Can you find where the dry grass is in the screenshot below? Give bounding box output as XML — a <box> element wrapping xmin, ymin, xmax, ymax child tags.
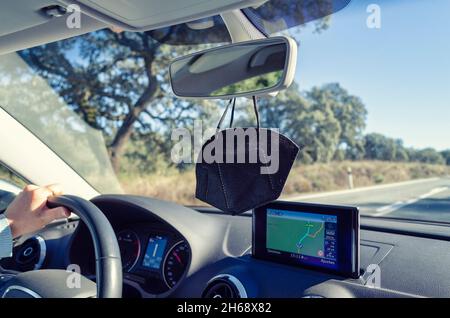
<box><xmin>283</xmin><ymin>161</ymin><xmax>450</xmax><ymax>195</ymax></box>
<box><xmin>0</xmin><ymin>165</ymin><xmax>27</xmax><ymax>189</ymax></box>
<box><xmin>119</xmin><ymin>170</ymin><xmax>205</xmax><ymax>206</ymax></box>
<box><xmin>119</xmin><ymin>161</ymin><xmax>450</xmax><ymax>205</ymax></box>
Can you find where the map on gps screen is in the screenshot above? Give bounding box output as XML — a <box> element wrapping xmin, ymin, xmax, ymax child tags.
<box><xmin>266</xmin><ymin>209</ymin><xmax>337</xmax><ymax>265</ymax></box>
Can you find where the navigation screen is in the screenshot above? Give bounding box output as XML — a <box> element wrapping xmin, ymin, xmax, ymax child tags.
<box><xmin>142</xmin><ymin>235</ymin><xmax>168</xmax><ymax>270</ymax></box>
<box><xmin>253</xmin><ymin>201</ymin><xmax>359</xmax><ymax>278</ymax></box>
<box><xmin>266</xmin><ymin>209</ymin><xmax>338</xmax><ymax>269</ymax></box>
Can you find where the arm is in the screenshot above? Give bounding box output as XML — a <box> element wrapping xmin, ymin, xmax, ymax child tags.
<box><xmin>0</xmin><ymin>213</ymin><xmax>12</xmax><ymax>258</ymax></box>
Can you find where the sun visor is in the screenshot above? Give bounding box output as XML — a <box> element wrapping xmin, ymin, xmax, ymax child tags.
<box><xmin>57</xmin><ymin>0</ymin><xmax>267</xmax><ymax>31</ymax></box>
<box><xmin>0</xmin><ymin>0</ymin><xmax>107</xmax><ymax>55</ymax></box>
<box><xmin>0</xmin><ymin>0</ymin><xmax>66</xmax><ymax>38</ymax></box>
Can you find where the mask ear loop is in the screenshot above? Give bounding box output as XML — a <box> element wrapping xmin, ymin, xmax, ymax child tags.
<box><xmin>229</xmin><ymin>98</ymin><xmax>236</xmax><ymax>128</ymax></box>
<box><xmin>253</xmin><ymin>96</ymin><xmax>260</xmax><ymax>129</ymax></box>
<box><xmin>251</xmin><ymin>95</ymin><xmax>261</xmax><ymax>157</ymax></box>
<box><xmin>217</xmin><ymin>97</ymin><xmax>258</xmax><ymax>130</ymax></box>
<box><xmin>216</xmin><ymin>99</ymin><xmax>235</xmax><ymax>131</ymax></box>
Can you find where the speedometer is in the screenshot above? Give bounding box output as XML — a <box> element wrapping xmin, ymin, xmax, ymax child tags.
<box><xmin>117</xmin><ymin>230</ymin><xmax>141</xmax><ymax>272</ymax></box>
<box><xmin>162</xmin><ymin>241</ymin><xmax>191</xmax><ymax>288</ymax></box>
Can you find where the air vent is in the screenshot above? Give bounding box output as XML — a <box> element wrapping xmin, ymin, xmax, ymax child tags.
<box><xmin>14</xmin><ymin>236</ymin><xmax>46</xmax><ymax>271</ymax></box>
<box><xmin>202</xmin><ymin>274</ymin><xmax>247</xmax><ymax>298</ymax></box>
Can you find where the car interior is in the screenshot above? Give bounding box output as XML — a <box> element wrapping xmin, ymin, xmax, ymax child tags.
<box><xmin>0</xmin><ymin>0</ymin><xmax>449</xmax><ymax>299</ymax></box>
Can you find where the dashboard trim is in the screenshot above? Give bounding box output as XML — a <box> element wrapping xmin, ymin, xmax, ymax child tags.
<box><xmin>206</xmin><ymin>274</ymin><xmax>248</xmax><ymax>298</ymax></box>
<box><xmin>33</xmin><ymin>235</ymin><xmax>47</xmax><ymax>270</ymax></box>
<box><xmin>2</xmin><ymin>285</ymin><xmax>42</xmax><ymax>298</ymax></box>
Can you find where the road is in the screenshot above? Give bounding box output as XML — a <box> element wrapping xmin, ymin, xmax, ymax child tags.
<box><xmin>0</xmin><ymin>179</ymin><xmax>20</xmax><ymax>194</ymax></box>
<box><xmin>289</xmin><ymin>177</ymin><xmax>450</xmax><ymax>223</ymax></box>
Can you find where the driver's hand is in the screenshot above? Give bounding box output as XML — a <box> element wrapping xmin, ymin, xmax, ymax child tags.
<box><xmin>4</xmin><ymin>184</ymin><xmax>71</xmax><ymax>238</ymax></box>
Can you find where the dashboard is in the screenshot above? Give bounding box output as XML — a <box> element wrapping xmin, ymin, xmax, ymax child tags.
<box><xmin>2</xmin><ymin>194</ymin><xmax>450</xmax><ymax>298</ymax></box>
<box><xmin>119</xmin><ymin>228</ymin><xmax>190</xmax><ymax>290</ymax></box>
<box><xmin>70</xmin><ymin>221</ymin><xmax>191</xmax><ymax>295</ymax></box>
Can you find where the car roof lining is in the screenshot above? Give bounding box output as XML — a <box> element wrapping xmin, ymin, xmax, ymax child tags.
<box><xmin>0</xmin><ymin>13</ymin><xmax>104</xmax><ymax>56</ymax></box>
<box><xmin>0</xmin><ymin>0</ymin><xmax>266</xmax><ymax>55</ymax></box>
<box><xmin>0</xmin><ymin>0</ymin><xmax>61</xmax><ymax>38</ymax></box>
<box><xmin>59</xmin><ymin>0</ymin><xmax>265</xmax><ymax>31</ymax></box>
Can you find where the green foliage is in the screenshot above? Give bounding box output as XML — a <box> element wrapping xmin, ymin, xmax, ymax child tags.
<box><xmin>363</xmin><ymin>133</ymin><xmax>446</xmax><ymax>165</ymax></box>
<box><xmin>440</xmin><ymin>150</ymin><xmax>450</xmax><ymax>165</ymax></box>
<box><xmin>20</xmin><ymin>30</ymin><xmax>208</xmax><ymax>133</ymax></box>
<box><xmin>249</xmin><ymin>82</ymin><xmax>366</xmax><ymax>164</ymax></box>
<box><xmin>307</xmin><ymin>83</ymin><xmax>367</xmax><ymax>160</ymax></box>
<box><xmin>410</xmin><ymin>148</ymin><xmax>445</xmax><ymax>165</ymax></box>
<box><xmin>212</xmin><ymin>71</ymin><xmax>283</xmax><ymax>96</ymax></box>
<box><xmin>373</xmin><ymin>174</ymin><xmax>384</xmax><ymax>184</ymax></box>
<box><xmin>364</xmin><ymin>133</ymin><xmax>400</xmax><ymax>161</ymax></box>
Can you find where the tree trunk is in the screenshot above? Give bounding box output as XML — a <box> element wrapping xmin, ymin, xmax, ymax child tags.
<box><xmin>109</xmin><ymin>76</ymin><xmax>158</xmax><ymax>172</ymax></box>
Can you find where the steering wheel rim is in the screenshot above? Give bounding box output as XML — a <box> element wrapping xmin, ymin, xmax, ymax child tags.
<box><xmin>47</xmin><ymin>195</ymin><xmax>122</xmax><ymax>298</ymax></box>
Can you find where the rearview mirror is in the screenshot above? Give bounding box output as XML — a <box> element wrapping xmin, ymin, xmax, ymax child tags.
<box><xmin>169</xmin><ymin>36</ymin><xmax>297</xmax><ymax>99</ymax></box>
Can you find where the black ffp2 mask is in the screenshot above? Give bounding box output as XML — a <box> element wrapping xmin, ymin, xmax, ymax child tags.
<box><xmin>195</xmin><ymin>98</ymin><xmax>300</xmax><ymax>215</ymax></box>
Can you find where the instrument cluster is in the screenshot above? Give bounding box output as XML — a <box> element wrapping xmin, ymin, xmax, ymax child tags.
<box><xmin>116</xmin><ymin>224</ymin><xmax>191</xmax><ymax>294</ymax></box>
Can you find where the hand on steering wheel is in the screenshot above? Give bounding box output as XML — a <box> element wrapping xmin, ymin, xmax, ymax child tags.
<box><xmin>1</xmin><ymin>195</ymin><xmax>122</xmax><ymax>298</ymax></box>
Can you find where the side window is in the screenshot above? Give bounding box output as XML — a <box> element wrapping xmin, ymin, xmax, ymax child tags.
<box><xmin>0</xmin><ymin>164</ymin><xmax>26</xmax><ymax>211</ymax></box>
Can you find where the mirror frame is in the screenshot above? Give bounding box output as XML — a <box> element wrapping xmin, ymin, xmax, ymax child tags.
<box><xmin>169</xmin><ymin>36</ymin><xmax>298</xmax><ymax>99</ymax></box>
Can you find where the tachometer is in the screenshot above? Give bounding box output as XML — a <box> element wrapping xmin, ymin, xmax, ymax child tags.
<box><xmin>162</xmin><ymin>241</ymin><xmax>190</xmax><ymax>288</ymax></box>
<box><xmin>117</xmin><ymin>230</ymin><xmax>141</xmax><ymax>272</ymax></box>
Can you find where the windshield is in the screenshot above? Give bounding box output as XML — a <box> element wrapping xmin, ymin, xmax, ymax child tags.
<box><xmin>0</xmin><ymin>0</ymin><xmax>449</xmax><ymax>223</ymax></box>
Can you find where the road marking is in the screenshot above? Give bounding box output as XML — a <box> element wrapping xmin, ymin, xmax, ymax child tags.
<box><xmin>286</xmin><ymin>177</ymin><xmax>440</xmax><ymax>201</ymax></box>
<box><xmin>373</xmin><ymin>186</ymin><xmax>448</xmax><ymax>216</ymax></box>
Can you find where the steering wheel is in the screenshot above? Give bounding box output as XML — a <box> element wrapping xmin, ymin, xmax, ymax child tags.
<box><xmin>0</xmin><ymin>195</ymin><xmax>122</xmax><ymax>298</ymax></box>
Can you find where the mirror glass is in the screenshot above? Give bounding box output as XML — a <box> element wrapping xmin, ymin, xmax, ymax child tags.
<box><xmin>170</xmin><ymin>38</ymin><xmax>292</xmax><ymax>98</ymax></box>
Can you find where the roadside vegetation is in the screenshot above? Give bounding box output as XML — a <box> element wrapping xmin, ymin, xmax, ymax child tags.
<box><xmin>0</xmin><ymin>165</ymin><xmax>27</xmax><ymax>189</ymax></box>
<box><xmin>119</xmin><ymin>161</ymin><xmax>450</xmax><ymax>206</ymax></box>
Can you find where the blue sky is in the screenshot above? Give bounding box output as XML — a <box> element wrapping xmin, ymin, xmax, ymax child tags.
<box><xmin>292</xmin><ymin>0</ymin><xmax>450</xmax><ymax>150</ymax></box>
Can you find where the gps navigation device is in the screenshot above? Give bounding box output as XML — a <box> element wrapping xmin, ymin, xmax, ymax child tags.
<box><xmin>253</xmin><ymin>201</ymin><xmax>360</xmax><ymax>278</ymax></box>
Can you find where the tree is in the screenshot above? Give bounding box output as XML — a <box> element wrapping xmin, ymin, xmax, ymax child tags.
<box><xmin>363</xmin><ymin>133</ymin><xmax>398</xmax><ymax>161</ymax></box>
<box><xmin>410</xmin><ymin>148</ymin><xmax>445</xmax><ymax>165</ymax></box>
<box><xmin>307</xmin><ymin>83</ymin><xmax>367</xmax><ymax>160</ymax></box>
<box><xmin>20</xmin><ymin>30</ymin><xmax>215</xmax><ymax>172</ymax></box>
<box><xmin>15</xmin><ymin>1</ymin><xmax>340</xmax><ymax>174</ymax></box>
<box><xmin>363</xmin><ymin>133</ymin><xmax>445</xmax><ymax>165</ymax></box>
<box><xmin>441</xmin><ymin>150</ymin><xmax>450</xmax><ymax>165</ymax></box>
<box><xmin>254</xmin><ymin>83</ymin><xmax>341</xmax><ymax>163</ymax></box>
<box><xmin>253</xmin><ymin>82</ymin><xmax>367</xmax><ymax>163</ymax></box>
